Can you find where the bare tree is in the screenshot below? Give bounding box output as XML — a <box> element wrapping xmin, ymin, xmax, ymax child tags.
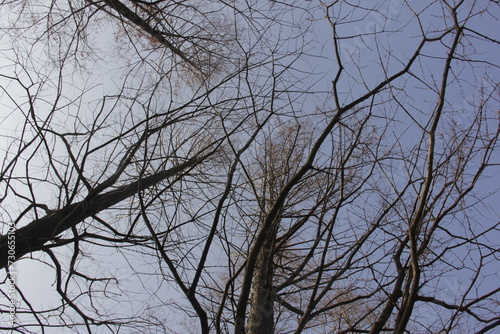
<box><xmin>1</xmin><ymin>0</ymin><xmax>498</xmax><ymax>333</ymax></box>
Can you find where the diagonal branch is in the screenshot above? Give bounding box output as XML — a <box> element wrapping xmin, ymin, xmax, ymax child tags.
<box><xmin>0</xmin><ymin>156</ymin><xmax>203</xmax><ymax>270</ymax></box>
<box><xmin>94</xmin><ymin>0</ymin><xmax>204</xmax><ymax>74</ymax></box>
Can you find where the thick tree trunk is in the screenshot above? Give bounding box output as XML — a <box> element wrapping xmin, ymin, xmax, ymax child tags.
<box><xmin>0</xmin><ymin>158</ymin><xmax>200</xmax><ymax>269</ymax></box>
<box><xmin>247</xmin><ymin>228</ymin><xmax>276</xmax><ymax>334</ymax></box>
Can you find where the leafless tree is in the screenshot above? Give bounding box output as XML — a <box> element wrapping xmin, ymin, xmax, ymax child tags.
<box><xmin>0</xmin><ymin>1</ymin><xmax>498</xmax><ymax>333</ymax></box>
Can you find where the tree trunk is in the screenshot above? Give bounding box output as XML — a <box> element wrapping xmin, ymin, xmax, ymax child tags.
<box><xmin>0</xmin><ymin>158</ymin><xmax>201</xmax><ymax>269</ymax></box>
<box><xmin>247</xmin><ymin>227</ymin><xmax>276</xmax><ymax>334</ymax></box>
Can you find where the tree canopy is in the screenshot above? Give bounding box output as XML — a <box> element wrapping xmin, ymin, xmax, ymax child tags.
<box><xmin>0</xmin><ymin>0</ymin><xmax>499</xmax><ymax>333</ymax></box>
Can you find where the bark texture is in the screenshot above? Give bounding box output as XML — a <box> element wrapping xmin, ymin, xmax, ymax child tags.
<box><xmin>247</xmin><ymin>228</ymin><xmax>276</xmax><ymax>334</ymax></box>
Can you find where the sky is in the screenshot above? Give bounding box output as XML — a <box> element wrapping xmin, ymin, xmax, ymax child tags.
<box><xmin>0</xmin><ymin>0</ymin><xmax>499</xmax><ymax>333</ymax></box>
